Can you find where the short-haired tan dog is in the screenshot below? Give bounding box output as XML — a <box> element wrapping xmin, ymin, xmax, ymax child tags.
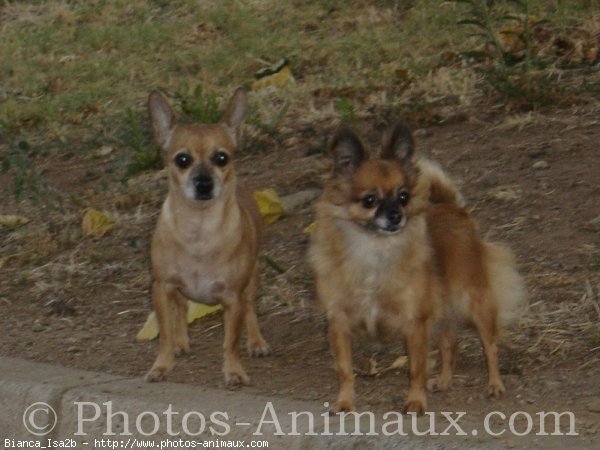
<box><xmin>309</xmin><ymin>123</ymin><xmax>526</xmax><ymax>414</ymax></box>
<box><xmin>145</xmin><ymin>88</ymin><xmax>270</xmax><ymax>387</ymax></box>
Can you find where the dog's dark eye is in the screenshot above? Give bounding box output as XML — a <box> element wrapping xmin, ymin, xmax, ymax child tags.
<box><xmin>398</xmin><ymin>190</ymin><xmax>410</xmax><ymax>206</ymax></box>
<box><xmin>174</xmin><ymin>153</ymin><xmax>192</xmax><ymax>169</ymax></box>
<box><xmin>361</xmin><ymin>194</ymin><xmax>378</xmax><ymax>209</ymax></box>
<box><xmin>212</xmin><ymin>151</ymin><xmax>229</xmax><ymax>167</ymax></box>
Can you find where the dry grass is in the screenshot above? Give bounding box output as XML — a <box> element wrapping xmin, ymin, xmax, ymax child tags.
<box><xmin>2</xmin><ymin>1</ymin><xmax>596</xmax><ymax>148</ymax></box>
<box><xmin>1</xmin><ymin>0</ymin><xmax>599</xmax><ymax>378</ymax></box>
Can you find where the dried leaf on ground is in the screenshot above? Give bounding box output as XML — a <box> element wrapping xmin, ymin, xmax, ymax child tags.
<box><xmin>253</xmin><ymin>189</ymin><xmax>284</xmax><ymax>224</ymax></box>
<box><xmin>303</xmin><ymin>221</ymin><xmax>317</xmax><ymax>234</ymax></box>
<box><xmin>252</xmin><ymin>58</ymin><xmax>295</xmax><ymax>90</ymax></box>
<box><xmin>187</xmin><ymin>302</ymin><xmax>222</xmax><ymax>322</ymax></box>
<box><xmin>0</xmin><ymin>215</ymin><xmax>30</xmax><ymax>228</ymax></box>
<box><xmin>136</xmin><ymin>301</ymin><xmax>222</xmax><ymax>341</ymax></box>
<box><xmin>82</xmin><ymin>209</ymin><xmax>116</xmax><ymax>237</ymax></box>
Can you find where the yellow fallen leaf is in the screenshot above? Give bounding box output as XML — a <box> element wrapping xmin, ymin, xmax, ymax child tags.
<box><xmin>252</xmin><ymin>59</ymin><xmax>295</xmax><ymax>91</ymax></box>
<box><xmin>303</xmin><ymin>221</ymin><xmax>317</xmax><ymax>234</ymax></box>
<box><xmin>187</xmin><ymin>302</ymin><xmax>222</xmax><ymax>322</ymax></box>
<box><xmin>82</xmin><ymin>209</ymin><xmax>115</xmax><ymax>237</ymax></box>
<box><xmin>252</xmin><ymin>66</ymin><xmax>295</xmax><ymax>90</ymax></box>
<box><xmin>0</xmin><ymin>215</ymin><xmax>30</xmax><ymax>228</ymax></box>
<box><xmin>136</xmin><ymin>311</ymin><xmax>159</xmax><ymax>341</ymax></box>
<box><xmin>136</xmin><ymin>301</ymin><xmax>222</xmax><ymax>341</ymax></box>
<box><xmin>253</xmin><ymin>189</ymin><xmax>284</xmax><ymax>225</ymax></box>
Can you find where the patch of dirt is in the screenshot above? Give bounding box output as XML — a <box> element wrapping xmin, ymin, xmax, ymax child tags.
<box><xmin>1</xmin><ymin>106</ymin><xmax>600</xmax><ymax>444</ymax></box>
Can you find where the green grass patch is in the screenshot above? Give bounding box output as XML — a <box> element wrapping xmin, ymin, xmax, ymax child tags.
<box><xmin>0</xmin><ymin>0</ymin><xmax>596</xmax><ymax>203</ymax></box>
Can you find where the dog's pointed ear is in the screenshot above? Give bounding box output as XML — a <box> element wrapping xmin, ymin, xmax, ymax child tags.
<box><xmin>381</xmin><ymin>122</ymin><xmax>414</xmax><ymax>164</ymax></box>
<box><xmin>330</xmin><ymin>125</ymin><xmax>367</xmax><ymax>174</ymax></box>
<box><xmin>223</xmin><ymin>87</ymin><xmax>248</xmax><ymax>146</ymax></box>
<box><xmin>148</xmin><ymin>90</ymin><xmax>176</xmax><ymax>151</ymax></box>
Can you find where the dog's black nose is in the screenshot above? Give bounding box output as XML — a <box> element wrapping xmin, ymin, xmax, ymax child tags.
<box><xmin>193</xmin><ymin>175</ymin><xmax>214</xmax><ymax>197</ymax></box>
<box><xmin>387</xmin><ymin>207</ymin><xmax>402</xmax><ymax>225</ymax></box>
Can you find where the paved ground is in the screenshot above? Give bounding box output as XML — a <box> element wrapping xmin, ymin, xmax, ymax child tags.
<box><xmin>0</xmin><ymin>356</ymin><xmax>595</xmax><ymax>449</ymax></box>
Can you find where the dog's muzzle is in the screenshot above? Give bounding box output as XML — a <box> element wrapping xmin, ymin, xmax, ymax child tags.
<box><xmin>193</xmin><ymin>175</ymin><xmax>214</xmax><ymax>200</ymax></box>
<box><xmin>369</xmin><ymin>201</ymin><xmax>407</xmax><ymax>234</ymax></box>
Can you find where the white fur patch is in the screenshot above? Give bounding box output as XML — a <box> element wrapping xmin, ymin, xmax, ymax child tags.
<box><xmin>336</xmin><ymin>219</ymin><xmax>408</xmax><ymax>272</ymax></box>
<box><xmin>182</xmin><ymin>175</ymin><xmax>223</xmax><ymax>202</ymax></box>
<box><xmin>484</xmin><ymin>242</ymin><xmax>528</xmax><ymax>326</ymax></box>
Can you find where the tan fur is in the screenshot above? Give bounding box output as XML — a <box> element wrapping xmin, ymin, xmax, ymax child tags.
<box><xmin>145</xmin><ymin>88</ymin><xmax>270</xmax><ymax>387</ymax></box>
<box><xmin>309</xmin><ymin>124</ymin><xmax>526</xmax><ymax>414</ymax></box>
<box><xmin>412</xmin><ymin>158</ymin><xmax>465</xmax><ymax>210</ymax></box>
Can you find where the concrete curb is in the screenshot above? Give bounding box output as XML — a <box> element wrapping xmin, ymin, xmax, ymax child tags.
<box><xmin>0</xmin><ymin>356</ymin><xmax>415</xmax><ymax>448</ymax></box>
<box><xmin>0</xmin><ymin>356</ymin><xmax>589</xmax><ymax>449</ymax></box>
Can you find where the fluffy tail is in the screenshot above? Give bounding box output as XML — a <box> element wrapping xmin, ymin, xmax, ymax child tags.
<box><xmin>414</xmin><ymin>158</ymin><xmax>465</xmax><ymax>210</ymax></box>
<box><xmin>484</xmin><ymin>242</ymin><xmax>528</xmax><ymax>327</ymax></box>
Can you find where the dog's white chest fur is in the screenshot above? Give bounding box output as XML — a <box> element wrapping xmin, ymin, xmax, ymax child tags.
<box><xmin>177</xmin><ymin>264</ymin><xmax>224</xmax><ymax>305</ymax></box>
<box><xmin>338</xmin><ymin>220</ymin><xmax>406</xmax><ymax>281</ymax></box>
<box><xmin>336</xmin><ymin>220</ymin><xmax>410</xmax><ymax>334</ymax></box>
<box><xmin>325</xmin><ymin>218</ymin><xmax>426</xmax><ymax>335</ymax></box>
<box><xmin>155</xmin><ymin>196</ymin><xmax>242</xmax><ymax>304</ymax></box>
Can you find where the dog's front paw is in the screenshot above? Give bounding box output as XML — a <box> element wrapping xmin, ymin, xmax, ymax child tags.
<box><xmin>247</xmin><ymin>338</ymin><xmax>271</xmax><ymax>358</ymax></box>
<box><xmin>402</xmin><ymin>390</ymin><xmax>427</xmax><ymax>416</ymax></box>
<box><xmin>430</xmin><ymin>373</ymin><xmax>452</xmax><ymax>392</ymax></box>
<box><xmin>174</xmin><ymin>340</ymin><xmax>190</xmax><ymax>357</ymax></box>
<box><xmin>145</xmin><ymin>354</ymin><xmax>174</xmax><ymax>382</ymax></box>
<box><xmin>224</xmin><ymin>370</ymin><xmax>250</xmax><ymax>389</ymax></box>
<box><xmin>487</xmin><ymin>380</ymin><xmax>506</xmax><ymax>398</ymax></box>
<box><xmin>224</xmin><ymin>361</ymin><xmax>250</xmax><ymax>388</ymax></box>
<box><xmin>329</xmin><ymin>399</ymin><xmax>354</xmax><ymax>415</ymax></box>
<box><xmin>145</xmin><ymin>366</ymin><xmax>170</xmax><ymax>383</ymax></box>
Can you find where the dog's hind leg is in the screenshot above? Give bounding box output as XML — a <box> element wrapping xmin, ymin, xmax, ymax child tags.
<box><xmin>435</xmin><ymin>321</ymin><xmax>457</xmax><ymax>392</ymax></box>
<box><xmin>244</xmin><ymin>265</ymin><xmax>271</xmax><ymax>357</ymax></box>
<box><xmin>471</xmin><ymin>292</ymin><xmax>505</xmax><ymax>398</ymax></box>
<box><xmin>402</xmin><ymin>318</ymin><xmax>429</xmax><ymax>415</ymax></box>
<box><xmin>145</xmin><ymin>281</ymin><xmax>178</xmax><ymax>382</ymax></box>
